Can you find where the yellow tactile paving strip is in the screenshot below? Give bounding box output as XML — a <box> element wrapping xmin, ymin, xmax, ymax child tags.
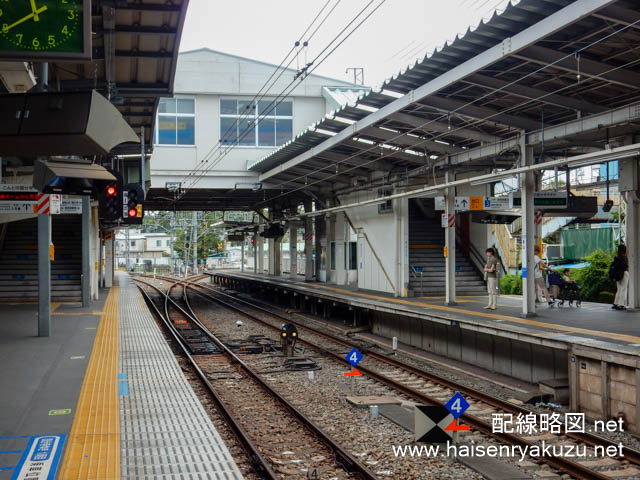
<box><xmin>58</xmin><ymin>286</ymin><xmax>120</xmax><ymax>479</ymax></box>
<box><xmin>310</xmin><ymin>284</ymin><xmax>640</xmax><ymax>345</ymax></box>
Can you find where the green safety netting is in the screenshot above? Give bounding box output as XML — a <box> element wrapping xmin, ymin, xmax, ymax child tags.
<box><xmin>561</xmin><ymin>227</ymin><xmax>615</xmax><ymax>260</ymax></box>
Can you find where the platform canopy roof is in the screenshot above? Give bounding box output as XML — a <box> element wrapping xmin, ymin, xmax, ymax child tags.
<box><xmin>45</xmin><ymin>0</ymin><xmax>189</xmax><ymax>154</ymax></box>
<box><xmin>249</xmin><ymin>0</ymin><xmax>640</xmax><ymax>196</ymax></box>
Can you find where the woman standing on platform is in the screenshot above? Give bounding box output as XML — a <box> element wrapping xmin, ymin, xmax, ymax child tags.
<box><xmin>613</xmin><ymin>244</ymin><xmax>629</xmax><ymax>310</ymax></box>
<box><xmin>534</xmin><ymin>245</ymin><xmax>556</xmax><ymax>307</ymax></box>
<box><xmin>484</xmin><ymin>248</ymin><xmax>499</xmax><ymax>310</ymax></box>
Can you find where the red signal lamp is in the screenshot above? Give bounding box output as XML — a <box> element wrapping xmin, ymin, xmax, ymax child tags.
<box><xmin>106</xmin><ymin>185</ymin><xmax>117</xmax><ymax>196</ymax></box>
<box><xmin>128</xmin><ymin>208</ymin><xmax>137</xmax><ymax>218</ymax></box>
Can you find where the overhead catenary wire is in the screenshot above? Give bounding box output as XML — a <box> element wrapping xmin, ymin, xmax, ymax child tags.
<box><xmin>177</xmin><ymin>0</ymin><xmax>382</xmax><ymax>197</ymax></box>
<box><xmin>175</xmin><ymin>0</ymin><xmax>387</xmax><ymax>201</ymax></box>
<box><xmin>256</xmin><ymin>16</ymin><xmax>640</xmax><ymax>206</ymax></box>
<box><xmin>173</xmin><ymin>0</ymin><xmax>337</xmax><ymax>187</ymax></box>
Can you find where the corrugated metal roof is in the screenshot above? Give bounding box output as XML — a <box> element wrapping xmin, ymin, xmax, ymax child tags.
<box><xmin>249</xmin><ymin>0</ymin><xmax>640</xmax><ymax>193</ymax></box>
<box><xmin>250</xmin><ymin>0</ymin><xmax>575</xmax><ymax>174</ymax></box>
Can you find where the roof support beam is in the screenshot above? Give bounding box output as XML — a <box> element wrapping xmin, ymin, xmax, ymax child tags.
<box><xmin>258</xmin><ymin>0</ymin><xmax>616</xmax><ymax>182</ymax></box>
<box><xmin>592</xmin><ymin>5</ymin><xmax>640</xmax><ymax>30</ymax></box>
<box><xmin>448</xmin><ymin>101</ymin><xmax>640</xmax><ymax>165</ymax></box>
<box><xmin>387</xmin><ymin>112</ymin><xmax>500</xmax><ymax>144</ymax></box>
<box><xmin>360</xmin><ymin>126</ymin><xmax>461</xmax><ymax>154</ymax></box>
<box><xmin>418</xmin><ymin>95</ymin><xmax>541</xmax><ymax>131</ymax></box>
<box><xmin>512</xmin><ymin>45</ymin><xmax>640</xmax><ymax>90</ymax></box>
<box><xmin>463</xmin><ymin>73</ymin><xmax>607</xmax><ymax>114</ymax></box>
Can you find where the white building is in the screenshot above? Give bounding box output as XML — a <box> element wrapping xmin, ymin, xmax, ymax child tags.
<box><xmin>146</xmin><ymin>49</ymin><xmax>368</xmax><ymax>207</ymax></box>
<box><xmin>115</xmin><ymin>230</ymin><xmax>174</xmax><ymax>268</ymax></box>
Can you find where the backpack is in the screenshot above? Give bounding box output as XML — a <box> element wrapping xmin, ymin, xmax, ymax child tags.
<box><xmin>609</xmin><ymin>258</ymin><xmax>624</xmax><ymax>282</ymax></box>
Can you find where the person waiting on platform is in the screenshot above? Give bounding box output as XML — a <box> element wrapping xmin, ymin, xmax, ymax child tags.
<box><xmin>534</xmin><ymin>245</ymin><xmax>556</xmax><ymax>307</ymax></box>
<box><xmin>483</xmin><ymin>248</ymin><xmax>499</xmax><ymax>310</ymax></box>
<box><xmin>611</xmin><ymin>244</ymin><xmax>629</xmax><ymax>310</ymax></box>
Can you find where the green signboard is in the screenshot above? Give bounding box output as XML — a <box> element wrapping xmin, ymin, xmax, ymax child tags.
<box><xmin>0</xmin><ymin>0</ymin><xmax>91</xmax><ymax>60</ymax></box>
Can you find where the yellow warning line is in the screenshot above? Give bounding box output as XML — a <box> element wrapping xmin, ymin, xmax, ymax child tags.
<box><xmin>58</xmin><ymin>286</ymin><xmax>120</xmax><ymax>479</ymax></box>
<box><xmin>312</xmin><ymin>284</ymin><xmax>640</xmax><ymax>345</ymax></box>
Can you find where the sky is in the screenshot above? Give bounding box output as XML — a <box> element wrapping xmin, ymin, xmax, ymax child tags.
<box><xmin>178</xmin><ymin>0</ymin><xmax>512</xmax><ymax>89</ymax></box>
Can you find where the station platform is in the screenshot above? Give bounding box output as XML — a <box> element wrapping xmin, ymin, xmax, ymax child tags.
<box><xmin>210</xmin><ymin>271</ymin><xmax>640</xmax><ymax>351</ymax></box>
<box><xmin>0</xmin><ymin>272</ymin><xmax>243</xmax><ymax>480</ymax></box>
<box><xmin>211</xmin><ymin>271</ymin><xmax>640</xmax><ymax>432</ymax></box>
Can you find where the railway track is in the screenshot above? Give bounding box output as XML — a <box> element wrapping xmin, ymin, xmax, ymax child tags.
<box><xmin>134</xmin><ymin>276</ymin><xmax>379</xmax><ymax>480</ymax></box>
<box><xmin>166</xmin><ymin>275</ymin><xmax>640</xmax><ymax>480</ymax></box>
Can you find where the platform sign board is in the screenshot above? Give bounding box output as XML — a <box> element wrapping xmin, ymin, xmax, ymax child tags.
<box><xmin>435</xmin><ymin>196</ymin><xmax>471</xmax><ymax>212</ymax></box>
<box><xmin>11</xmin><ymin>434</ymin><xmax>66</xmax><ymax>480</ymax></box>
<box><xmin>60</xmin><ymin>198</ymin><xmax>82</xmax><ymax>214</ymax></box>
<box><xmin>484</xmin><ymin>196</ymin><xmax>513</xmax><ymax>210</ymax></box>
<box><xmin>469</xmin><ymin>196</ymin><xmax>483</xmax><ymax>211</ymax></box>
<box><xmin>510</xmin><ymin>191</ymin><xmax>568</xmax><ymax>209</ymax></box>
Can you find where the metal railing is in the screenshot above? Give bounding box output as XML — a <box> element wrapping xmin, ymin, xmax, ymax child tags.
<box><xmin>409</xmin><ymin>265</ymin><xmax>424</xmax><ymax>292</ymax></box>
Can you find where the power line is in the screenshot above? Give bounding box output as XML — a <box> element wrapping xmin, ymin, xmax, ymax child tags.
<box><xmin>258</xmin><ymin>17</ymin><xmax>640</xmax><ymax>205</ymax></box>
<box><xmin>175</xmin><ymin>0</ymin><xmax>387</xmax><ymax>200</ymax></box>
<box><xmin>172</xmin><ymin>0</ymin><xmax>337</xmax><ymax>190</ymax></box>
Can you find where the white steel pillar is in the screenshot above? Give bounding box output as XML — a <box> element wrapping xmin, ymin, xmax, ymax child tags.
<box><xmin>335</xmin><ymin>213</ymin><xmax>346</xmax><ymax>285</ymax></box>
<box><xmin>81</xmin><ymin>196</ymin><xmax>91</xmax><ymax>307</ymax></box>
<box><xmin>253</xmin><ymin>235</ymin><xmax>258</xmax><ymax>273</ymax></box>
<box><xmin>397</xmin><ymin>197</ymin><xmax>410</xmax><ymax>297</ymax></box>
<box><xmin>444</xmin><ymin>170</ymin><xmax>456</xmax><ymax>306</ymax></box>
<box><xmin>521</xmin><ymin>136</ymin><xmax>536</xmax><ymax>316</ymax></box>
<box><xmin>627</xmin><ymin>193</ymin><xmax>640</xmax><ymax>310</ymax></box>
<box><xmin>304</xmin><ymin>201</ymin><xmax>313</xmax><ymax>281</ymax></box>
<box><xmin>257</xmin><ymin>214</ymin><xmax>264</xmax><ymax>273</ymax></box>
<box><xmin>104</xmin><ymin>234</ymin><xmax>113</xmax><ymax>288</ymax></box>
<box><xmin>241</xmin><ymin>235</ymin><xmax>245</xmax><ymax>273</ymax></box>
<box><xmin>289</xmin><ymin>224</ymin><xmax>297</xmax><ymax>279</ymax></box>
<box><xmin>37</xmin><ymin>213</ymin><xmax>51</xmax><ymax>336</ymax></box>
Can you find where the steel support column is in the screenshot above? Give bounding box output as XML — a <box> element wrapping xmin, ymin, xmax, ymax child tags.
<box><xmin>626</xmin><ymin>189</ymin><xmax>640</xmax><ymax>310</ymax></box>
<box><xmin>444</xmin><ymin>170</ymin><xmax>456</xmax><ymax>306</ymax></box>
<box><xmin>257</xmin><ymin>214</ymin><xmax>264</xmax><ymax>273</ymax></box>
<box><xmin>37</xmin><ymin>213</ymin><xmax>51</xmax><ymax>336</ymax></box>
<box><xmin>241</xmin><ymin>236</ymin><xmax>245</xmax><ymax>273</ymax></box>
<box><xmin>289</xmin><ymin>225</ymin><xmax>297</xmax><ymax>279</ymax></box>
<box><xmin>521</xmin><ymin>137</ymin><xmax>536</xmax><ymax>316</ymax></box>
<box><xmin>105</xmin><ymin>235</ymin><xmax>113</xmax><ymax>288</ymax></box>
<box><xmin>304</xmin><ymin>201</ymin><xmax>313</xmax><ymax>281</ymax></box>
<box><xmin>81</xmin><ymin>196</ymin><xmax>91</xmax><ymax>308</ymax></box>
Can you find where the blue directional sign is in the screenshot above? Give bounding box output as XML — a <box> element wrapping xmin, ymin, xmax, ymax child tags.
<box><xmin>346</xmin><ymin>348</ymin><xmax>363</xmax><ymax>367</ymax></box>
<box><xmin>445</xmin><ymin>392</ymin><xmax>469</xmax><ymax>419</ymax></box>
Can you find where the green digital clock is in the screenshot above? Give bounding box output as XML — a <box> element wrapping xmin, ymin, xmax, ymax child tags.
<box><xmin>0</xmin><ymin>0</ymin><xmax>91</xmax><ymax>60</ymax></box>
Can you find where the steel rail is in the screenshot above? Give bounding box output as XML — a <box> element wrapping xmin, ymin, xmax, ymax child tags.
<box><xmin>182</xmin><ymin>279</ymin><xmax>620</xmax><ymax>480</ymax></box>
<box><xmin>134</xmin><ymin>278</ymin><xmax>280</xmax><ymax>480</ymax></box>
<box><xmin>200</xmin><ymin>276</ymin><xmax>640</xmax><ymax>464</ymax></box>
<box><xmin>136</xmin><ymin>276</ymin><xmax>380</xmax><ymax>480</ymax></box>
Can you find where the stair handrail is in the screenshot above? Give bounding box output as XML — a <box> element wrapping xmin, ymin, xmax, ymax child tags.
<box><xmin>409</xmin><ymin>264</ymin><xmax>424</xmax><ymax>292</ymax></box>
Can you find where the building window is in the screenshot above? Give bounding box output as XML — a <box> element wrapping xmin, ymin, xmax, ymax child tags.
<box><xmin>220</xmin><ymin>98</ymin><xmax>292</xmax><ymax>147</ymax></box>
<box><xmin>155</xmin><ymin>98</ymin><xmax>195</xmax><ymax>145</ymax></box>
<box><xmin>156</xmin><ymin>240</ymin><xmax>162</xmax><ymax>247</ymax></box>
<box><xmin>130</xmin><ymin>240</ymin><xmax>136</xmax><ymax>247</ymax></box>
<box><xmin>330</xmin><ymin>242</ymin><xmax>335</xmax><ymax>270</ymax></box>
<box><xmin>166</xmin><ymin>240</ymin><xmax>171</xmax><ymax>246</ymax></box>
<box><xmin>348</xmin><ymin>242</ymin><xmax>357</xmax><ymax>270</ymax></box>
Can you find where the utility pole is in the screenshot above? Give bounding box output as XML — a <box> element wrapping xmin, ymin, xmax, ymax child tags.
<box><xmin>192</xmin><ymin>211</ymin><xmax>198</xmax><ymax>273</ymax></box>
<box><xmin>345</xmin><ymin>67</ymin><xmax>364</xmax><ymax>85</ymax></box>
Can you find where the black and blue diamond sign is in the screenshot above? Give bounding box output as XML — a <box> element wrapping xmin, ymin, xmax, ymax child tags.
<box><xmin>445</xmin><ymin>392</ymin><xmax>469</xmax><ymax>419</ymax></box>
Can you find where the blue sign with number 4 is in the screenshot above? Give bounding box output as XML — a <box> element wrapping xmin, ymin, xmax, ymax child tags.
<box><xmin>445</xmin><ymin>392</ymin><xmax>469</xmax><ymax>419</ymax></box>
<box><xmin>346</xmin><ymin>348</ymin><xmax>363</xmax><ymax>367</ymax></box>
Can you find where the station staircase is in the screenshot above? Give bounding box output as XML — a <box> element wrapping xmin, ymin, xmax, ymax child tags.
<box><xmin>0</xmin><ymin>216</ymin><xmax>82</xmax><ymax>302</ymax></box>
<box><xmin>409</xmin><ymin>204</ymin><xmax>487</xmax><ymax>296</ymax></box>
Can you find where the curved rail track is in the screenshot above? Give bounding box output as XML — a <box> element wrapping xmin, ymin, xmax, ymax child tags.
<box><xmin>134</xmin><ymin>276</ymin><xmax>379</xmax><ymax>480</ymax></box>
<box><xmin>154</xmin><ymin>273</ymin><xmax>640</xmax><ymax>480</ymax></box>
